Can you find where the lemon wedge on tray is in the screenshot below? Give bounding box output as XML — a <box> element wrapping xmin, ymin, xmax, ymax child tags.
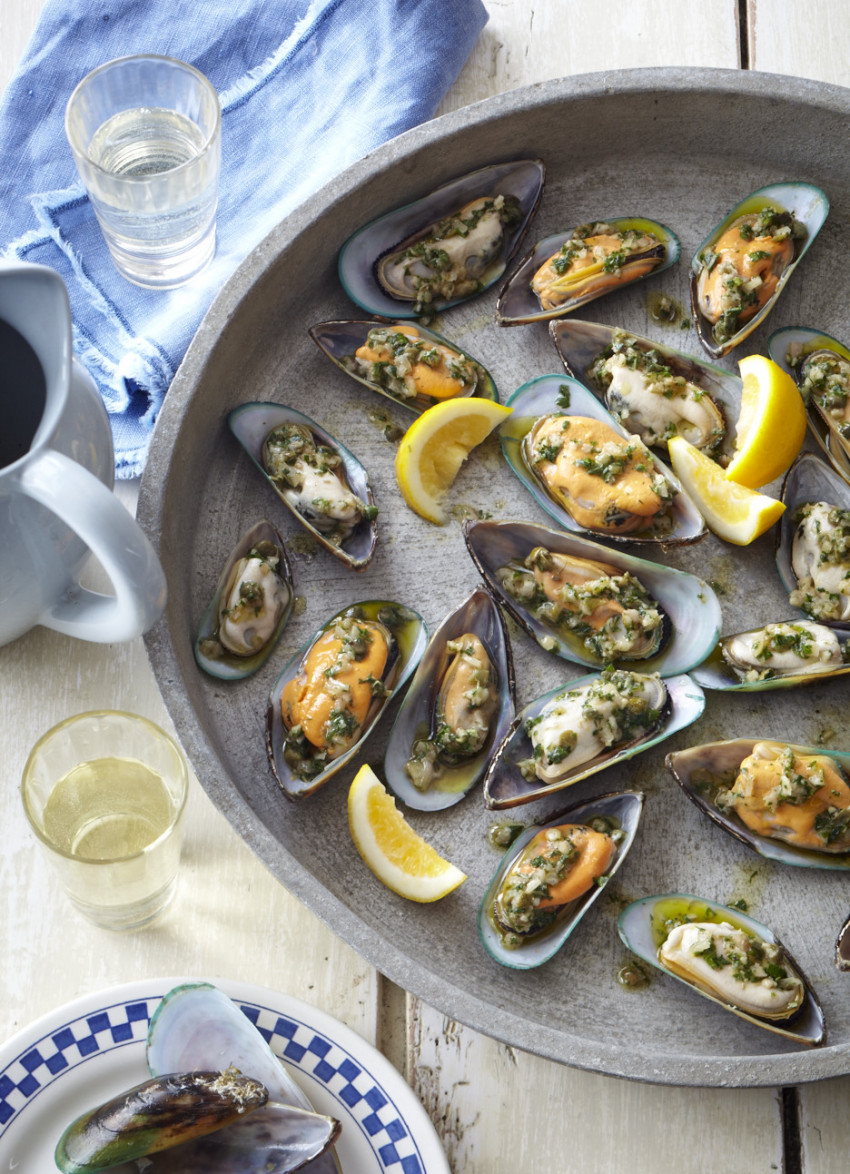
<box><xmin>725</xmin><ymin>354</ymin><xmax>806</xmax><ymax>488</ymax></box>
<box><xmin>348</xmin><ymin>765</ymin><xmax>466</xmax><ymax>902</ymax></box>
<box><xmin>394</xmin><ymin>398</ymin><xmax>512</xmax><ymax>523</ymax></box>
<box><xmin>668</xmin><ymin>435</ymin><xmax>785</xmax><ymax>545</ymax></box>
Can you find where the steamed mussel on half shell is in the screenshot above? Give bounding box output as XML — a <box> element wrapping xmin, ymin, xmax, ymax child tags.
<box><xmin>551</xmin><ymin>320</ymin><xmax>730</xmax><ymax>458</ymax></box>
<box><xmin>337</xmin><ymin>159</ymin><xmax>544</xmax><ymax>318</ymax></box>
<box><xmin>692</xmin><ymin>619</ymin><xmax>850</xmax><ymax>692</ymax></box>
<box><xmin>499</xmin><ymin>376</ymin><xmax>706</xmax><ymax>544</ymax></box>
<box><xmin>482</xmin><ymin>667</ymin><xmax>704</xmax><ymax>809</ymax></box>
<box><xmin>776</xmin><ymin>453</ymin><xmax>850</xmax><ymax>626</ymax></box>
<box><xmin>464</xmin><ymin>519</ymin><xmax>720</xmax><ymax>675</ymax></box>
<box><xmin>769</xmin><ymin>326</ymin><xmax>850</xmax><ymax>487</ymax></box>
<box><xmin>195</xmin><ymin>521</ymin><xmax>294</xmax><ymax>681</ymax></box>
<box><xmin>145</xmin><ymin>981</ymin><xmax>340</xmax><ymax>1174</ymax></box>
<box><xmin>228</xmin><ymin>403</ymin><xmax>378</xmax><ymax>571</ymax></box>
<box><xmin>618</xmin><ymin>894</ymin><xmax>825</xmax><ymax>1045</ymax></box>
<box><xmin>383</xmin><ymin>588</ymin><xmax>515</xmax><ymax>811</ymax></box>
<box><xmin>496</xmin><ymin>217</ymin><xmax>679</xmax><ymax>326</ymax></box>
<box><xmin>689</xmin><ymin>182</ymin><xmax>828</xmax><ymax>358</ymax></box>
<box><xmin>478</xmin><ymin>791</ymin><xmax>644</xmax><ymax>970</ymax></box>
<box><xmin>266</xmin><ymin>601</ymin><xmax>426</xmax><ymax>799</ymax></box>
<box><xmin>667</xmin><ymin>738</ymin><xmax>850</xmax><ymax>869</ymax></box>
<box><xmin>308</xmin><ymin>319</ymin><xmax>498</xmax><ymax>416</ymax></box>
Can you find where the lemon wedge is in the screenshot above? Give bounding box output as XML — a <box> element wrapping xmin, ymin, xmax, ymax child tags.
<box><xmin>668</xmin><ymin>435</ymin><xmax>785</xmax><ymax>545</ymax></box>
<box><xmin>348</xmin><ymin>764</ymin><xmax>466</xmax><ymax>901</ymax></box>
<box><xmin>394</xmin><ymin>398</ymin><xmax>512</xmax><ymax>523</ymax></box>
<box><xmin>724</xmin><ymin>354</ymin><xmax>807</xmax><ymax>488</ymax></box>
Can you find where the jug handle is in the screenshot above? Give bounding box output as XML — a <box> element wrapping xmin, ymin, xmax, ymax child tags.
<box><xmin>20</xmin><ymin>449</ymin><xmax>166</xmax><ymax>642</ymax></box>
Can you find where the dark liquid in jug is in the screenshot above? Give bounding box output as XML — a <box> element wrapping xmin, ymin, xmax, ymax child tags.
<box><xmin>0</xmin><ymin>319</ymin><xmax>47</xmax><ymax>468</ymax></box>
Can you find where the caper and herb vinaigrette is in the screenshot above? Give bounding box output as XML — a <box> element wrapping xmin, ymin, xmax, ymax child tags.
<box><xmin>588</xmin><ymin>330</ymin><xmax>725</xmax><ymax>454</ymax></box>
<box><xmin>713</xmin><ymin>742</ymin><xmax>850</xmax><ymax>853</ymax></box>
<box><xmin>350</xmin><ymin>324</ymin><xmax>477</xmax><ymax>406</ymax></box>
<box><xmin>405</xmin><ymin>633</ymin><xmax>498</xmax><ymax>793</ymax></box>
<box><xmin>519</xmin><ymin>669</ymin><xmax>665</xmax><ymax>785</ymax></box>
<box><xmin>496</xmin><ymin>545</ymin><xmax>665</xmax><ymax>664</ymax></box>
<box><xmin>262</xmin><ymin>422</ymin><xmax>377</xmax><ymax>546</ymax></box>
<box><xmin>789</xmin><ymin>501</ymin><xmax>850</xmax><ymax>621</ymax></box>
<box><xmin>524</xmin><ymin>413</ymin><xmax>675</xmax><ymax>535</ymax></box>
<box><xmin>493</xmin><ymin>822</ymin><xmax>618</xmax><ymax>945</ymax></box>
<box><xmin>281</xmin><ymin>614</ymin><xmax>392</xmax><ymax>780</ymax></box>
<box><xmin>657</xmin><ymin>908</ymin><xmax>804</xmax><ymax>1020</ymax></box>
<box><xmin>695</xmin><ymin>205</ymin><xmax>802</xmax><ymax>345</ymax></box>
<box><xmin>531</xmin><ymin>222</ymin><xmax>662</xmax><ymax>311</ymax></box>
<box><xmin>378</xmin><ymin>193</ymin><xmax>522</xmax><ymax>312</ymax></box>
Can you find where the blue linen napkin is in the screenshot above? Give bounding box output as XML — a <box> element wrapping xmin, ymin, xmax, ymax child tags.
<box><xmin>0</xmin><ymin>0</ymin><xmax>488</xmax><ymax>477</ymax></box>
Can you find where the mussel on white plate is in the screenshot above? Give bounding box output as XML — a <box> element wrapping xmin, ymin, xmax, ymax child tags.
<box><xmin>229</xmin><ymin>402</ymin><xmax>378</xmax><ymax>571</ymax></box>
<box><xmin>383</xmin><ymin>588</ymin><xmax>515</xmax><ymax>811</ymax></box>
<box><xmin>266</xmin><ymin>600</ymin><xmax>427</xmax><ymax>800</ymax></box>
<box><xmin>338</xmin><ymin>159</ymin><xmax>544</xmax><ymax>318</ymax></box>
<box><xmin>550</xmin><ymin>320</ymin><xmax>732</xmax><ymax>458</ymax></box>
<box><xmin>464</xmin><ymin>518</ymin><xmax>721</xmax><ymax>676</ymax></box>
<box><xmin>308</xmin><ymin>319</ymin><xmax>498</xmax><ymax>416</ymax></box>
<box><xmin>195</xmin><ymin>521</ymin><xmax>294</xmax><ymax>681</ymax></box>
<box><xmin>144</xmin><ymin>981</ymin><xmax>340</xmax><ymax>1174</ymax></box>
<box><xmin>618</xmin><ymin>894</ymin><xmax>825</xmax><ymax>1045</ymax></box>
<box><xmin>692</xmin><ymin>619</ymin><xmax>850</xmax><ymax>692</ymax></box>
<box><xmin>667</xmin><ymin>738</ymin><xmax>850</xmax><ymax>869</ymax></box>
<box><xmin>499</xmin><ymin>377</ymin><xmax>706</xmax><ymax>545</ymax></box>
<box><xmin>479</xmin><ymin>790</ymin><xmax>644</xmax><ymax>969</ymax></box>
<box><xmin>482</xmin><ymin>667</ymin><xmax>704</xmax><ymax>809</ymax></box>
<box><xmin>496</xmin><ymin>217</ymin><xmax>679</xmax><ymax>326</ymax></box>
<box><xmin>776</xmin><ymin>452</ymin><xmax>850</xmax><ymax>626</ymax></box>
<box><xmin>689</xmin><ymin>182</ymin><xmax>829</xmax><ymax>358</ymax></box>
<box><xmin>769</xmin><ymin>325</ymin><xmax>850</xmax><ymax>487</ymax></box>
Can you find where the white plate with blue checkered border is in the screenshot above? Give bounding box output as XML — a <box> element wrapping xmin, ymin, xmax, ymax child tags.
<box><xmin>0</xmin><ymin>977</ymin><xmax>449</xmax><ymax>1174</ymax></box>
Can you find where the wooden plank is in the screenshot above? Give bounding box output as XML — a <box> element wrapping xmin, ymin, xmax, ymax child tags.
<box><xmin>747</xmin><ymin>0</ymin><xmax>850</xmax><ymax>84</ymax></box>
<box><xmin>437</xmin><ymin>0</ymin><xmax>741</xmax><ymax>116</ymax></box>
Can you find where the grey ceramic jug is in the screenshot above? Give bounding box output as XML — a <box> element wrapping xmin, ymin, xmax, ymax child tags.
<box><xmin>0</xmin><ymin>261</ymin><xmax>165</xmax><ymax>645</ymax></box>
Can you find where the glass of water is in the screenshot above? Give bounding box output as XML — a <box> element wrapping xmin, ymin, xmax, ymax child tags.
<box><xmin>65</xmin><ymin>55</ymin><xmax>221</xmax><ymax>289</ymax></box>
<box><xmin>21</xmin><ymin>710</ymin><xmax>189</xmax><ymax>930</ymax></box>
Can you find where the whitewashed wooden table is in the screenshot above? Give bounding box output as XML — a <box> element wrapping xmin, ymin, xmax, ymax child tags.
<box><xmin>3</xmin><ymin>3</ymin><xmax>850</xmax><ymax>1170</ymax></box>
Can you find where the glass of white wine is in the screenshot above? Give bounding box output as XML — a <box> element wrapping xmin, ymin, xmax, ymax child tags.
<box><xmin>64</xmin><ymin>54</ymin><xmax>221</xmax><ymax>288</ymax></box>
<box><xmin>21</xmin><ymin>710</ymin><xmax>189</xmax><ymax>930</ymax></box>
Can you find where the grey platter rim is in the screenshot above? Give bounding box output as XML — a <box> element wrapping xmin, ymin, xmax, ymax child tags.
<box><xmin>140</xmin><ymin>67</ymin><xmax>850</xmax><ymax>1088</ymax></box>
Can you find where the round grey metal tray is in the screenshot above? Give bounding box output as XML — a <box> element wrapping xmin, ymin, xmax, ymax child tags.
<box><xmin>140</xmin><ymin>68</ymin><xmax>850</xmax><ymax>1086</ymax></box>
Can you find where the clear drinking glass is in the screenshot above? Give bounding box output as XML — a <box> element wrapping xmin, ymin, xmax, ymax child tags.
<box><xmin>21</xmin><ymin>710</ymin><xmax>189</xmax><ymax>930</ymax></box>
<box><xmin>64</xmin><ymin>55</ymin><xmax>221</xmax><ymax>289</ymax></box>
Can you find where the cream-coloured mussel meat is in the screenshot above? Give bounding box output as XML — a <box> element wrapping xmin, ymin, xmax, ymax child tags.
<box><xmin>214</xmin><ymin>541</ymin><xmax>288</xmax><ymax>658</ymax></box>
<box><xmin>520</xmin><ymin>669</ymin><xmax>667</xmax><ymax>785</ymax></box>
<box><xmin>797</xmin><ymin>348</ymin><xmax>850</xmax><ymax>452</ymax></box>
<box><xmin>522</xmin><ymin>414</ymin><xmax>676</xmax><ymax>535</ymax></box>
<box><xmin>721</xmin><ymin>620</ymin><xmax>845</xmax><ymax>682</ymax></box>
<box><xmin>349</xmin><ymin>323</ymin><xmax>477</xmax><ymax>403</ymax></box>
<box><xmin>713</xmin><ymin>741</ymin><xmax>850</xmax><ymax>853</ymax></box>
<box><xmin>789</xmin><ymin>501</ymin><xmax>850</xmax><ymax>621</ymax></box>
<box><xmin>588</xmin><ymin>330</ymin><xmax>726</xmax><ymax>454</ymax></box>
<box><xmin>496</xmin><ymin>545</ymin><xmax>666</xmax><ymax>663</ymax></box>
<box><xmin>405</xmin><ymin>633</ymin><xmax>499</xmax><ymax>792</ymax></box>
<box><xmin>262</xmin><ymin>422</ymin><xmax>377</xmax><ymax>546</ymax></box>
<box><xmin>377</xmin><ymin>193</ymin><xmax>522</xmax><ymax>311</ymax></box>
<box><xmin>695</xmin><ymin>205</ymin><xmax>799</xmax><ymax>348</ymax></box>
<box><xmin>659</xmin><ymin>919</ymin><xmax>805</xmax><ymax>1020</ymax></box>
<box><xmin>493</xmin><ymin>821</ymin><xmax>617</xmax><ymax>944</ymax></box>
<box><xmin>531</xmin><ymin>222</ymin><xmax>666</xmax><ymax>312</ymax></box>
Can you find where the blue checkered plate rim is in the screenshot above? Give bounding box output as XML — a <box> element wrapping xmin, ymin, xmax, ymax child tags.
<box><xmin>0</xmin><ymin>977</ymin><xmax>448</xmax><ymax>1174</ymax></box>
